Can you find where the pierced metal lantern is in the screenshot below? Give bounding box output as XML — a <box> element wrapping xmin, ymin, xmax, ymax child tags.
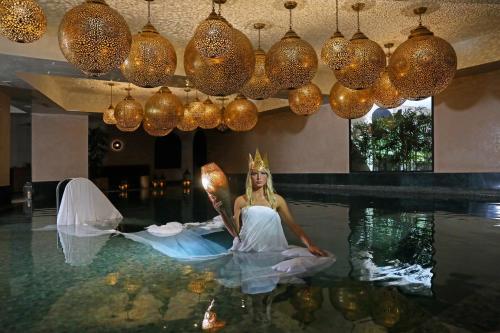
<box><xmin>185</xmin><ymin>28</ymin><xmax>255</xmax><ymax>97</ymax></box>
<box><xmin>329</xmin><ymin>82</ymin><xmax>373</xmax><ymax>119</ymax></box>
<box><xmin>58</xmin><ymin>0</ymin><xmax>132</xmax><ymax>76</ymax></box>
<box><xmin>144</xmin><ymin>87</ymin><xmax>183</xmax><ymax>129</ymax></box>
<box><xmin>334</xmin><ymin>31</ymin><xmax>386</xmax><ymax>90</ymax></box>
<box><xmin>289</xmin><ymin>83</ymin><xmax>322</xmax><ymax>116</ymax></box>
<box><xmin>372</xmin><ymin>69</ymin><xmax>405</xmax><ymax>109</ymax></box>
<box><xmin>265</xmin><ymin>1</ymin><xmax>318</xmax><ymax>90</ymax></box>
<box><xmin>0</xmin><ymin>0</ymin><xmax>47</xmax><ymax>43</ymax></box>
<box><xmin>177</xmin><ymin>102</ymin><xmax>199</xmax><ymax>131</ymax></box>
<box><xmin>388</xmin><ymin>10</ymin><xmax>457</xmax><ymax>100</ymax></box>
<box><xmin>143</xmin><ymin>119</ymin><xmax>172</xmax><ymax>137</ymax></box>
<box><xmin>114</xmin><ymin>89</ymin><xmax>144</xmax><ymax>132</ymax></box>
<box><xmin>320</xmin><ymin>0</ymin><xmax>352</xmax><ymax>71</ymax></box>
<box><xmin>121</xmin><ymin>22</ymin><xmax>177</xmax><ymax>88</ymax></box>
<box><xmin>103</xmin><ymin>104</ymin><xmax>116</xmax><ymax>125</ymax></box>
<box><xmin>199</xmin><ymin>98</ymin><xmax>221</xmax><ymax>129</ymax></box>
<box><xmin>193</xmin><ymin>9</ymin><xmax>234</xmax><ymax>59</ymax></box>
<box><xmin>225</xmin><ymin>95</ymin><xmax>258</xmax><ymax>132</ymax></box>
<box><xmin>266</xmin><ymin>29</ymin><xmax>318</xmax><ymax>90</ymax></box>
<box><xmin>241</xmin><ymin>47</ymin><xmax>280</xmax><ymax>100</ymax></box>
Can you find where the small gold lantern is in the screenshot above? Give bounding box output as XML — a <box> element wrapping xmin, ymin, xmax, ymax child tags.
<box><xmin>0</xmin><ymin>0</ymin><xmax>47</xmax><ymax>43</ymax></box>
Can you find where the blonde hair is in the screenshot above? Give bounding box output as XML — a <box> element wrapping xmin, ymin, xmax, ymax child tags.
<box><xmin>245</xmin><ymin>167</ymin><xmax>278</xmax><ymax>209</ymax></box>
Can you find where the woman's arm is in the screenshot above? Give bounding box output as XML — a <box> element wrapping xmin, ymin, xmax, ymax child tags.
<box><xmin>276</xmin><ymin>195</ymin><xmax>327</xmax><ymax>256</ymax></box>
<box><xmin>232</xmin><ymin>195</ymin><xmax>245</xmax><ymax>234</ymax></box>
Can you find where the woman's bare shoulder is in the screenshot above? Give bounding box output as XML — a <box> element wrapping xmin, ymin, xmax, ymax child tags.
<box><xmin>234</xmin><ymin>195</ymin><xmax>247</xmax><ymax>207</ymax></box>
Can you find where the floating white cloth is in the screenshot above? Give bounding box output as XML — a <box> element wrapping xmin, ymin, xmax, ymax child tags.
<box><xmin>57</xmin><ymin>178</ymin><xmax>123</xmax><ymax>226</ymax></box>
<box><xmin>146</xmin><ymin>222</ymin><xmax>184</xmax><ymax>237</ymax></box>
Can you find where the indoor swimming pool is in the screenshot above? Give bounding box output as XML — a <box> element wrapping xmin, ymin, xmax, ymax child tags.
<box><xmin>0</xmin><ymin>188</ymin><xmax>499</xmax><ymax>332</ymax></box>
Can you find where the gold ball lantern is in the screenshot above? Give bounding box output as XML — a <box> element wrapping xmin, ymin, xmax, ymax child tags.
<box><xmin>288</xmin><ymin>83</ymin><xmax>322</xmax><ymax>116</ymax></box>
<box><xmin>102</xmin><ymin>82</ymin><xmax>117</xmax><ymax>125</ymax></box>
<box><xmin>143</xmin><ymin>119</ymin><xmax>173</xmax><ymax>137</ymax></box>
<box><xmin>265</xmin><ymin>2</ymin><xmax>318</xmax><ymax>90</ymax></box>
<box><xmin>240</xmin><ymin>23</ymin><xmax>279</xmax><ymax>100</ymax></box>
<box><xmin>144</xmin><ymin>87</ymin><xmax>184</xmax><ymax>129</ymax></box>
<box><xmin>58</xmin><ymin>0</ymin><xmax>132</xmax><ymax>76</ymax></box>
<box><xmin>372</xmin><ymin>43</ymin><xmax>405</xmax><ymax>109</ymax></box>
<box><xmin>177</xmin><ymin>102</ymin><xmax>199</xmax><ymax>132</ymax></box>
<box><xmin>388</xmin><ymin>7</ymin><xmax>457</xmax><ymax>100</ymax></box>
<box><xmin>329</xmin><ymin>82</ymin><xmax>373</xmax><ymax>119</ymax></box>
<box><xmin>199</xmin><ymin>98</ymin><xmax>222</xmax><ymax>129</ymax></box>
<box><xmin>120</xmin><ymin>22</ymin><xmax>177</xmax><ymax>88</ymax></box>
<box><xmin>225</xmin><ymin>95</ymin><xmax>258</xmax><ymax>132</ymax></box>
<box><xmin>0</xmin><ymin>0</ymin><xmax>47</xmax><ymax>43</ymax></box>
<box><xmin>193</xmin><ymin>8</ymin><xmax>234</xmax><ymax>60</ymax></box>
<box><xmin>321</xmin><ymin>0</ymin><xmax>352</xmax><ymax>71</ymax></box>
<box><xmin>334</xmin><ymin>4</ymin><xmax>385</xmax><ymax>90</ymax></box>
<box><xmin>115</xmin><ymin>88</ymin><xmax>144</xmax><ymax>132</ymax></box>
<box><xmin>185</xmin><ymin>27</ymin><xmax>256</xmax><ymax>97</ymax></box>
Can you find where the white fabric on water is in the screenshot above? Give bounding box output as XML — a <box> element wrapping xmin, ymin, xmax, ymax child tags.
<box><xmin>57</xmin><ymin>178</ymin><xmax>123</xmax><ymax>226</ymax></box>
<box><xmin>231</xmin><ymin>206</ymin><xmax>288</xmax><ymax>252</ymax></box>
<box><xmin>146</xmin><ymin>222</ymin><xmax>184</xmax><ymax>237</ymax></box>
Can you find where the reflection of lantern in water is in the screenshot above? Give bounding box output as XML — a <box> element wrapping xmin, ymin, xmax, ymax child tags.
<box><xmin>371</xmin><ymin>288</ymin><xmax>402</xmax><ymax>328</ymax></box>
<box><xmin>329</xmin><ymin>283</ymin><xmax>370</xmax><ymax>321</ymax></box>
<box><xmin>105</xmin><ymin>272</ymin><xmax>120</xmax><ymax>286</ymax></box>
<box><xmin>183</xmin><ymin>169</ymin><xmax>192</xmax><ymax>188</ymax></box>
<box><xmin>290</xmin><ymin>286</ymin><xmax>324</xmax><ymax>326</ymax></box>
<box><xmin>188</xmin><ymin>278</ymin><xmax>206</xmax><ymax>295</ymax></box>
<box><xmin>124</xmin><ymin>278</ymin><xmax>141</xmax><ymax>295</ymax></box>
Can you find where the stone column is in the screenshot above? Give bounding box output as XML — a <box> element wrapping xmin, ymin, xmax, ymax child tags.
<box><xmin>0</xmin><ymin>91</ymin><xmax>11</xmax><ymax>205</ymax></box>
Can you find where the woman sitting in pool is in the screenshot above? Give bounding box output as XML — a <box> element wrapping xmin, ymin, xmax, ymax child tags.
<box><xmin>209</xmin><ymin>149</ymin><xmax>327</xmax><ymax>257</ymax></box>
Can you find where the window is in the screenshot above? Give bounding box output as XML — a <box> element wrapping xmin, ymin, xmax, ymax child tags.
<box><xmin>350</xmin><ymin>97</ymin><xmax>433</xmax><ymax>172</ymax></box>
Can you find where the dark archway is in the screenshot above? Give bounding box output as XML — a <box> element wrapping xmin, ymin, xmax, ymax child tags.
<box><xmin>192</xmin><ymin>130</ymin><xmax>208</xmax><ymax>183</ymax></box>
<box><xmin>155</xmin><ymin>132</ymin><xmax>181</xmax><ymax>169</ymax></box>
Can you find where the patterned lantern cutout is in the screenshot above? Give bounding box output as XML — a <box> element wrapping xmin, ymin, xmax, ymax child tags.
<box><xmin>388</xmin><ymin>7</ymin><xmax>457</xmax><ymax>100</ymax></box>
<box><xmin>144</xmin><ymin>86</ymin><xmax>183</xmax><ymax>131</ymax></box>
<box><xmin>321</xmin><ymin>0</ymin><xmax>353</xmax><ymax>71</ymax></box>
<box><xmin>288</xmin><ymin>83</ymin><xmax>322</xmax><ymax>116</ymax></box>
<box><xmin>334</xmin><ymin>3</ymin><xmax>385</xmax><ymax>90</ymax></box>
<box><xmin>329</xmin><ymin>82</ymin><xmax>373</xmax><ymax>119</ymax></box>
<box><xmin>372</xmin><ymin>43</ymin><xmax>405</xmax><ymax>109</ymax></box>
<box><xmin>115</xmin><ymin>87</ymin><xmax>144</xmax><ymax>132</ymax></box>
<box><xmin>199</xmin><ymin>98</ymin><xmax>222</xmax><ymax>129</ymax></box>
<box><xmin>58</xmin><ymin>0</ymin><xmax>131</xmax><ymax>76</ymax></box>
<box><xmin>225</xmin><ymin>95</ymin><xmax>258</xmax><ymax>132</ymax></box>
<box><xmin>103</xmin><ymin>82</ymin><xmax>117</xmax><ymax>125</ymax></box>
<box><xmin>265</xmin><ymin>1</ymin><xmax>318</xmax><ymax>90</ymax></box>
<box><xmin>120</xmin><ymin>0</ymin><xmax>177</xmax><ymax>88</ymax></box>
<box><xmin>0</xmin><ymin>0</ymin><xmax>47</xmax><ymax>43</ymax></box>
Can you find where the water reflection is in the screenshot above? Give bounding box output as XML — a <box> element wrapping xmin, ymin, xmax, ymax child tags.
<box><xmin>348</xmin><ymin>207</ymin><xmax>435</xmax><ymax>296</ymax></box>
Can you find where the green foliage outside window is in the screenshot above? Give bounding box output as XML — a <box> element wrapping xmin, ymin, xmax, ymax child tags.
<box><xmin>351</xmin><ymin>106</ymin><xmax>433</xmax><ymax>171</ymax></box>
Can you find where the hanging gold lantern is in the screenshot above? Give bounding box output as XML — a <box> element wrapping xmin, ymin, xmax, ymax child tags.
<box><xmin>58</xmin><ymin>0</ymin><xmax>132</xmax><ymax>76</ymax></box>
<box><xmin>144</xmin><ymin>87</ymin><xmax>183</xmax><ymax>129</ymax></box>
<box><xmin>225</xmin><ymin>95</ymin><xmax>258</xmax><ymax>132</ymax></box>
<box><xmin>0</xmin><ymin>0</ymin><xmax>47</xmax><ymax>43</ymax></box>
<box><xmin>188</xmin><ymin>97</ymin><xmax>205</xmax><ymax>123</ymax></box>
<box><xmin>372</xmin><ymin>43</ymin><xmax>405</xmax><ymax>109</ymax></box>
<box><xmin>185</xmin><ymin>27</ymin><xmax>255</xmax><ymax>97</ymax></box>
<box><xmin>177</xmin><ymin>88</ymin><xmax>199</xmax><ymax>131</ymax></box>
<box><xmin>240</xmin><ymin>23</ymin><xmax>280</xmax><ymax>100</ymax></box>
<box><xmin>199</xmin><ymin>98</ymin><xmax>221</xmax><ymax>129</ymax></box>
<box><xmin>102</xmin><ymin>82</ymin><xmax>117</xmax><ymax>125</ymax></box>
<box><xmin>143</xmin><ymin>119</ymin><xmax>173</xmax><ymax>137</ymax></box>
<box><xmin>115</xmin><ymin>87</ymin><xmax>144</xmax><ymax>132</ymax></box>
<box><xmin>288</xmin><ymin>83</ymin><xmax>322</xmax><ymax>116</ymax></box>
<box><xmin>120</xmin><ymin>0</ymin><xmax>177</xmax><ymax>88</ymax></box>
<box><xmin>266</xmin><ymin>1</ymin><xmax>318</xmax><ymax>90</ymax></box>
<box><xmin>192</xmin><ymin>0</ymin><xmax>234</xmax><ymax>60</ymax></box>
<box><xmin>216</xmin><ymin>98</ymin><xmax>229</xmax><ymax>132</ymax></box>
<box><xmin>329</xmin><ymin>82</ymin><xmax>373</xmax><ymax>119</ymax></box>
<box><xmin>334</xmin><ymin>3</ymin><xmax>385</xmax><ymax>90</ymax></box>
<box><xmin>388</xmin><ymin>7</ymin><xmax>457</xmax><ymax>100</ymax></box>
<box><xmin>321</xmin><ymin>0</ymin><xmax>352</xmax><ymax>71</ymax></box>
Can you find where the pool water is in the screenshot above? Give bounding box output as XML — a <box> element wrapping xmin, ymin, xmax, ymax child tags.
<box><xmin>1</xmin><ymin>187</ymin><xmax>499</xmax><ymax>332</ymax></box>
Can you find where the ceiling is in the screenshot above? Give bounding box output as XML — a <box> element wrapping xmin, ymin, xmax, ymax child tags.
<box><xmin>0</xmin><ymin>0</ymin><xmax>499</xmax><ymax>114</ymax></box>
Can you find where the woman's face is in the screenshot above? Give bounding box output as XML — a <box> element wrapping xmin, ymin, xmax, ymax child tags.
<box><xmin>250</xmin><ymin>169</ymin><xmax>268</xmax><ymax>189</ymax></box>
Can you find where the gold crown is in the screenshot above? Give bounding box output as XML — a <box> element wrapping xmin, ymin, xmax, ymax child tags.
<box><xmin>248</xmin><ymin>149</ymin><xmax>270</xmax><ymax>171</ymax></box>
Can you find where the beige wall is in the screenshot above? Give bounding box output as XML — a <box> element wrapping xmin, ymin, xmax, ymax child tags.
<box><xmin>207</xmin><ymin>68</ymin><xmax>500</xmax><ymax>174</ymax></box>
<box><xmin>206</xmin><ymin>104</ymin><xmax>349</xmax><ymax>174</ymax></box>
<box><xmin>0</xmin><ymin>92</ymin><xmax>10</xmax><ymax>186</ymax></box>
<box><xmin>32</xmin><ymin>113</ymin><xmax>88</xmax><ymax>182</ymax></box>
<box><xmin>434</xmin><ymin>69</ymin><xmax>500</xmax><ymax>172</ymax></box>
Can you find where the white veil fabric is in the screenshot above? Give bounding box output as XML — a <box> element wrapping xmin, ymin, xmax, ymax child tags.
<box><xmin>57</xmin><ymin>178</ymin><xmax>123</xmax><ymax>226</ymax></box>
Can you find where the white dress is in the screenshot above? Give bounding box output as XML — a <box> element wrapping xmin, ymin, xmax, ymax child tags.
<box><xmin>231</xmin><ymin>205</ymin><xmax>289</xmax><ymax>252</ymax></box>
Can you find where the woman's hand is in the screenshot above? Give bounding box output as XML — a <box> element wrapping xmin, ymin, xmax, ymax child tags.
<box><xmin>307</xmin><ymin>244</ymin><xmax>328</xmax><ymax>257</ymax></box>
